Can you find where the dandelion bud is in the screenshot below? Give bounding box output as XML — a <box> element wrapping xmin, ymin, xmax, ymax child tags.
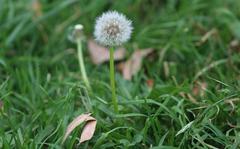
<box><xmin>68</xmin><ymin>24</ymin><xmax>85</xmax><ymax>43</ymax></box>
<box><xmin>94</xmin><ymin>11</ymin><xmax>133</xmax><ymax>46</ymax></box>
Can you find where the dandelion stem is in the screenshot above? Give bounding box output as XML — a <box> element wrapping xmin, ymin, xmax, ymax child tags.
<box><xmin>77</xmin><ymin>39</ymin><xmax>90</xmax><ymax>89</ymax></box>
<box><xmin>109</xmin><ymin>47</ymin><xmax>118</xmax><ymax>113</ymax></box>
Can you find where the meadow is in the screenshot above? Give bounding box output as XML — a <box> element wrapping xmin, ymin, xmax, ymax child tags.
<box><xmin>0</xmin><ymin>0</ymin><xmax>240</xmax><ymax>148</ymax></box>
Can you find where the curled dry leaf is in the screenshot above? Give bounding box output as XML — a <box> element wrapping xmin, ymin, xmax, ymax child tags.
<box><xmin>88</xmin><ymin>40</ymin><xmax>126</xmax><ymax>65</ymax></box>
<box><xmin>62</xmin><ymin>113</ymin><xmax>97</xmax><ymax>144</ymax></box>
<box><xmin>80</xmin><ymin>118</ymin><xmax>97</xmax><ymax>143</ymax></box>
<box><xmin>118</xmin><ymin>48</ymin><xmax>153</xmax><ymax>80</ymax></box>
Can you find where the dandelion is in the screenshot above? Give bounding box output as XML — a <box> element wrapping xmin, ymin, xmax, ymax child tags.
<box><xmin>94</xmin><ymin>11</ymin><xmax>133</xmax><ymax>112</ymax></box>
<box><xmin>70</xmin><ymin>24</ymin><xmax>90</xmax><ymax>89</ymax></box>
<box><xmin>94</xmin><ymin>11</ymin><xmax>132</xmax><ymax>46</ymax></box>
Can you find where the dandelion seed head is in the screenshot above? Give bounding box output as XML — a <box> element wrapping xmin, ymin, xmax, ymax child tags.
<box><xmin>94</xmin><ymin>11</ymin><xmax>133</xmax><ymax>46</ymax></box>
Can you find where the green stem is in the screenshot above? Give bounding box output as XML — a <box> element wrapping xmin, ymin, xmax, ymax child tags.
<box><xmin>109</xmin><ymin>47</ymin><xmax>118</xmax><ymax>113</ymax></box>
<box><xmin>77</xmin><ymin>39</ymin><xmax>90</xmax><ymax>89</ymax></box>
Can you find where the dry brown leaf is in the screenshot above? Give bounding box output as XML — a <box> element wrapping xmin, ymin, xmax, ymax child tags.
<box><xmin>146</xmin><ymin>79</ymin><xmax>154</xmax><ymax>88</ymax></box>
<box><xmin>192</xmin><ymin>81</ymin><xmax>207</xmax><ymax>97</ymax></box>
<box><xmin>119</xmin><ymin>48</ymin><xmax>153</xmax><ymax>80</ymax></box>
<box><xmin>80</xmin><ymin>118</ymin><xmax>97</xmax><ymax>143</ymax></box>
<box><xmin>62</xmin><ymin>113</ymin><xmax>91</xmax><ymax>143</ymax></box>
<box><xmin>62</xmin><ymin>113</ymin><xmax>97</xmax><ymax>144</ymax></box>
<box><xmin>88</xmin><ymin>40</ymin><xmax>126</xmax><ymax>65</ymax></box>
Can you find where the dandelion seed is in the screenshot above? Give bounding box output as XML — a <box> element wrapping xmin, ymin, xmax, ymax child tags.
<box><xmin>94</xmin><ymin>11</ymin><xmax>133</xmax><ymax>46</ymax></box>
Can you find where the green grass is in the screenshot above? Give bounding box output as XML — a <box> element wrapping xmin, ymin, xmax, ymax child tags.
<box><xmin>1</xmin><ymin>0</ymin><xmax>240</xmax><ymax>148</ymax></box>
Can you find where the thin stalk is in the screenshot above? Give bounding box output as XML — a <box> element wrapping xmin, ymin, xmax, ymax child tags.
<box><xmin>109</xmin><ymin>47</ymin><xmax>118</xmax><ymax>113</ymax></box>
<box><xmin>77</xmin><ymin>39</ymin><xmax>90</xmax><ymax>89</ymax></box>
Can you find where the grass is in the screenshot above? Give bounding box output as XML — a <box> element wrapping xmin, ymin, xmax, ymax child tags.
<box><xmin>0</xmin><ymin>0</ymin><xmax>240</xmax><ymax>148</ymax></box>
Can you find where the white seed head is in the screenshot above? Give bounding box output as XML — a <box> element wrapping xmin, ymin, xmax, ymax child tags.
<box><xmin>94</xmin><ymin>11</ymin><xmax>133</xmax><ymax>46</ymax></box>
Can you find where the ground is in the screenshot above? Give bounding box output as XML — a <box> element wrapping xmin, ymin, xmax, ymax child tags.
<box><xmin>0</xmin><ymin>0</ymin><xmax>240</xmax><ymax>148</ymax></box>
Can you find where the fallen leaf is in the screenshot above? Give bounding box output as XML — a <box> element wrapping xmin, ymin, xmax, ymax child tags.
<box><xmin>62</xmin><ymin>113</ymin><xmax>97</xmax><ymax>144</ymax></box>
<box><xmin>119</xmin><ymin>48</ymin><xmax>153</xmax><ymax>80</ymax></box>
<box><xmin>192</xmin><ymin>81</ymin><xmax>207</xmax><ymax>97</ymax></box>
<box><xmin>88</xmin><ymin>40</ymin><xmax>126</xmax><ymax>65</ymax></box>
<box><xmin>146</xmin><ymin>79</ymin><xmax>154</xmax><ymax>88</ymax></box>
<box><xmin>63</xmin><ymin>113</ymin><xmax>91</xmax><ymax>143</ymax></box>
<box><xmin>80</xmin><ymin>119</ymin><xmax>97</xmax><ymax>143</ymax></box>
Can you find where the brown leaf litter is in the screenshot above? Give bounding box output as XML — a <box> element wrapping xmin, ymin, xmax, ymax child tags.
<box><xmin>62</xmin><ymin>113</ymin><xmax>97</xmax><ymax>144</ymax></box>
<box><xmin>88</xmin><ymin>40</ymin><xmax>126</xmax><ymax>65</ymax></box>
